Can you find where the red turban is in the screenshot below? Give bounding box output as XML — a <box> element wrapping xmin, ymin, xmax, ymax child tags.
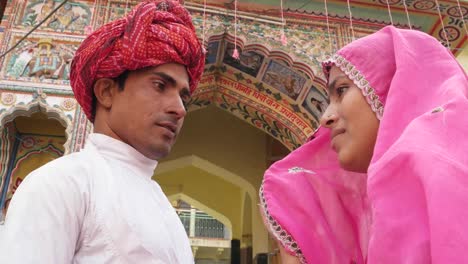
<box><xmin>70</xmin><ymin>0</ymin><xmax>205</xmax><ymax>122</ymax></box>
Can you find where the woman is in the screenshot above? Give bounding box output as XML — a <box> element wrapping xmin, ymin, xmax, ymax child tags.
<box><xmin>260</xmin><ymin>26</ymin><xmax>468</xmax><ymax>263</ymax></box>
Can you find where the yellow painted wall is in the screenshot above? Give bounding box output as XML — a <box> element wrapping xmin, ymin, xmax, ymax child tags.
<box><xmin>156</xmin><ymin>166</ymin><xmax>243</xmax><ymax>239</ymax></box>
<box><xmin>163</xmin><ymin>106</ymin><xmax>268</xmax><ymax>188</ymax></box>
<box><xmin>4</xmin><ymin>113</ymin><xmax>66</xmax><ymax>211</ymax></box>
<box><xmin>7</xmin><ymin>151</ymin><xmax>59</xmax><ymax>201</ymax></box>
<box><xmin>14</xmin><ymin>112</ymin><xmax>66</xmax><ymax>136</ymax></box>
<box><xmin>159</xmin><ymin>106</ymin><xmax>270</xmax><ymax>254</ymax></box>
<box><xmin>241</xmin><ymin>192</ymin><xmax>253</xmax><ymax>247</ymax></box>
<box><xmin>456</xmin><ymin>46</ymin><xmax>468</xmax><ymax>72</ymax></box>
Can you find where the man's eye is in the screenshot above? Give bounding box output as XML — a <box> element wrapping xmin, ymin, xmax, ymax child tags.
<box><xmin>182</xmin><ymin>97</ymin><xmax>191</xmax><ymax>109</ymax></box>
<box><xmin>154</xmin><ymin>81</ymin><xmax>165</xmax><ymax>90</ymax></box>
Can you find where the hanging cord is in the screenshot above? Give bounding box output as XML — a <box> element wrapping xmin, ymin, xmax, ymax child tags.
<box><xmin>0</xmin><ymin>0</ymin><xmax>70</xmax><ymax>59</ymax></box>
<box><xmin>84</xmin><ymin>0</ymin><xmax>96</xmax><ymax>35</ymax></box>
<box><xmin>324</xmin><ymin>0</ymin><xmax>332</xmax><ymax>54</ymax></box>
<box><xmin>434</xmin><ymin>0</ymin><xmax>451</xmax><ymax>48</ymax></box>
<box><xmin>232</xmin><ymin>0</ymin><xmax>239</xmax><ymax>59</ymax></box>
<box><xmin>201</xmin><ymin>0</ymin><xmax>207</xmax><ymax>53</ymax></box>
<box><xmin>385</xmin><ymin>0</ymin><xmax>394</xmax><ymax>25</ymax></box>
<box><xmin>402</xmin><ymin>0</ymin><xmax>412</xmax><ymax>29</ymax></box>
<box><xmin>346</xmin><ymin>0</ymin><xmax>355</xmax><ymax>41</ymax></box>
<box><xmin>455</xmin><ymin>0</ymin><xmax>468</xmax><ymax>36</ymax></box>
<box><xmin>125</xmin><ymin>0</ymin><xmax>129</xmax><ymax>15</ymax></box>
<box><xmin>280</xmin><ymin>0</ymin><xmax>287</xmax><ymax>46</ymax></box>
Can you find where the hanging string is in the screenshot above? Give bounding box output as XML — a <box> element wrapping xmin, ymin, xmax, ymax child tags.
<box><xmin>0</xmin><ymin>0</ymin><xmax>70</xmax><ymax>59</ymax></box>
<box><xmin>434</xmin><ymin>0</ymin><xmax>451</xmax><ymax>48</ymax></box>
<box><xmin>201</xmin><ymin>0</ymin><xmax>207</xmax><ymax>54</ymax></box>
<box><xmin>280</xmin><ymin>0</ymin><xmax>287</xmax><ymax>46</ymax></box>
<box><xmin>385</xmin><ymin>0</ymin><xmax>394</xmax><ymax>25</ymax></box>
<box><xmin>455</xmin><ymin>0</ymin><xmax>468</xmax><ymax>36</ymax></box>
<box><xmin>232</xmin><ymin>0</ymin><xmax>240</xmax><ymax>59</ymax></box>
<box><xmin>402</xmin><ymin>0</ymin><xmax>412</xmax><ymax>29</ymax></box>
<box><xmin>324</xmin><ymin>0</ymin><xmax>332</xmax><ymax>54</ymax></box>
<box><xmin>84</xmin><ymin>0</ymin><xmax>96</xmax><ymax>35</ymax></box>
<box><xmin>346</xmin><ymin>0</ymin><xmax>355</xmax><ymax>41</ymax></box>
<box><xmin>125</xmin><ymin>0</ymin><xmax>130</xmax><ymax>15</ymax></box>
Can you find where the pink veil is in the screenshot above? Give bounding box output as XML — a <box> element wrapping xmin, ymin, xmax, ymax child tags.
<box><xmin>260</xmin><ymin>26</ymin><xmax>468</xmax><ymax>263</ymax></box>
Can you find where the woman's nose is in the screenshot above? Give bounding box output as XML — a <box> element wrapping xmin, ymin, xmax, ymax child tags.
<box><xmin>320</xmin><ymin>105</ymin><xmax>338</xmax><ymax>128</ymax></box>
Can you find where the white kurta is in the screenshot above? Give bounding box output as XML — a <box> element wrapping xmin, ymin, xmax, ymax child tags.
<box><xmin>0</xmin><ymin>133</ymin><xmax>194</xmax><ymax>263</ymax></box>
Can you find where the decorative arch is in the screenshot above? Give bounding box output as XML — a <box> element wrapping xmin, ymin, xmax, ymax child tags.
<box><xmin>157</xmin><ymin>155</ymin><xmax>267</xmax><ymax>253</ymax></box>
<box><xmin>191</xmin><ymin>35</ymin><xmax>323</xmax><ymax>149</ymax></box>
<box><xmin>222</xmin><ymin>34</ymin><xmax>318</xmax><ymax>81</ymax></box>
<box><xmin>155</xmin><ymin>155</ymin><xmax>257</xmax><ymax>201</ymax></box>
<box><xmin>0</xmin><ymin>97</ymin><xmax>73</xmax><ymax>154</ymax></box>
<box><xmin>167</xmin><ymin>192</ymin><xmax>233</xmax><ymax>236</ymax></box>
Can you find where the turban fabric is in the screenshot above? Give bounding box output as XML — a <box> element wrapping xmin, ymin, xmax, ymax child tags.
<box><xmin>70</xmin><ymin>0</ymin><xmax>205</xmax><ymax>122</ymax></box>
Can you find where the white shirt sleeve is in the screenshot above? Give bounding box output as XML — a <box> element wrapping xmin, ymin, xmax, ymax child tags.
<box><xmin>0</xmin><ymin>161</ymin><xmax>86</xmax><ymax>264</ymax></box>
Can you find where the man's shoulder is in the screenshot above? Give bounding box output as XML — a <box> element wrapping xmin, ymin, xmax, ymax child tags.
<box><xmin>27</xmin><ymin>150</ymin><xmax>93</xmax><ymax>183</ymax></box>
<box><xmin>11</xmin><ymin>150</ymin><xmax>95</xmax><ymax>203</ymax></box>
<box><xmin>40</xmin><ymin>150</ymin><xmax>89</xmax><ymax>170</ymax></box>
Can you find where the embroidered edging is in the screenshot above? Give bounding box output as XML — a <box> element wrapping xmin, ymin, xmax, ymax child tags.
<box><xmin>259</xmin><ymin>184</ymin><xmax>307</xmax><ymax>263</ymax></box>
<box><xmin>323</xmin><ymin>54</ymin><xmax>384</xmax><ymax>120</ymax></box>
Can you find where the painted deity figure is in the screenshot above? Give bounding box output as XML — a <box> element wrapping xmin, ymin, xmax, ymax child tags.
<box><xmin>7</xmin><ymin>40</ymin><xmax>74</xmax><ymax>80</ymax></box>
<box><xmin>7</xmin><ymin>45</ymin><xmax>35</xmax><ymax>77</ymax></box>
<box><xmin>29</xmin><ymin>39</ymin><xmax>59</xmax><ymax>78</ymax></box>
<box><xmin>48</xmin><ymin>3</ymin><xmax>80</xmax><ymax>31</ymax></box>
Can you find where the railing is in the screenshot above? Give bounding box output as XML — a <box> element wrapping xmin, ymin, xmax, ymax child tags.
<box><xmin>177</xmin><ymin>209</ymin><xmax>229</xmax><ymax>239</ymax></box>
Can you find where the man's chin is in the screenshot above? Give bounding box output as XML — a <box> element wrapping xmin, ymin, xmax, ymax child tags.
<box><xmin>147</xmin><ymin>144</ymin><xmax>172</xmax><ymax>160</ymax></box>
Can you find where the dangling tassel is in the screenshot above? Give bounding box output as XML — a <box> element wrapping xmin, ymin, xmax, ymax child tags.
<box><xmin>84</xmin><ymin>0</ymin><xmax>95</xmax><ymax>36</ymax></box>
<box><xmin>281</xmin><ymin>31</ymin><xmax>288</xmax><ymax>46</ymax></box>
<box><xmin>201</xmin><ymin>0</ymin><xmax>208</xmax><ymax>54</ymax></box>
<box><xmin>232</xmin><ymin>0</ymin><xmax>240</xmax><ymax>59</ymax></box>
<box><xmin>84</xmin><ymin>25</ymin><xmax>93</xmax><ymax>35</ymax></box>
<box><xmin>280</xmin><ymin>0</ymin><xmax>287</xmax><ymax>46</ymax></box>
<box><xmin>232</xmin><ymin>48</ymin><xmax>240</xmax><ymax>59</ymax></box>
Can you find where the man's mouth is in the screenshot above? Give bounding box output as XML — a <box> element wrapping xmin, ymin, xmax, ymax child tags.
<box><xmin>157</xmin><ymin>122</ymin><xmax>177</xmax><ymax>134</ymax></box>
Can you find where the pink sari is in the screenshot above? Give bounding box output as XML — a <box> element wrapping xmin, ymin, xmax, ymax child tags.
<box><xmin>260</xmin><ymin>26</ymin><xmax>468</xmax><ymax>263</ymax></box>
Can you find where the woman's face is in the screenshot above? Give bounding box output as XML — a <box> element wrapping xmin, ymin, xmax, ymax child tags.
<box><xmin>320</xmin><ymin>66</ymin><xmax>380</xmax><ymax>173</ymax></box>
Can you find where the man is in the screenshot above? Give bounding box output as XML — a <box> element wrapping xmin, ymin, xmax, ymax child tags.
<box><xmin>0</xmin><ymin>0</ymin><xmax>205</xmax><ymax>263</ymax></box>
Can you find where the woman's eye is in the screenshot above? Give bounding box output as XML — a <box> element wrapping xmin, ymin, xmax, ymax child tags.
<box><xmin>336</xmin><ymin>86</ymin><xmax>349</xmax><ymax>97</ymax></box>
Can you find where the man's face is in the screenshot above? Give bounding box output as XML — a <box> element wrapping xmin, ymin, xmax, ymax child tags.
<box><xmin>108</xmin><ymin>63</ymin><xmax>190</xmax><ymax>160</ymax></box>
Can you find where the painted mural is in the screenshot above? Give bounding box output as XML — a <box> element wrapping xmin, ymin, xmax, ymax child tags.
<box><xmin>0</xmin><ymin>122</ymin><xmax>16</xmax><ymax>197</ymax></box>
<box><xmin>302</xmin><ymin>86</ymin><xmax>329</xmax><ymax>120</ymax></box>
<box><xmin>262</xmin><ymin>60</ymin><xmax>307</xmax><ymax>100</ymax></box>
<box><xmin>205</xmin><ymin>41</ymin><xmax>220</xmax><ymax>65</ymax></box>
<box><xmin>5</xmin><ymin>38</ymin><xmax>77</xmax><ymax>81</ymax></box>
<box><xmin>223</xmin><ymin>43</ymin><xmax>265</xmax><ymax>77</ymax></box>
<box><xmin>2</xmin><ymin>134</ymin><xmax>64</xmax><ymax>213</ymax></box>
<box><xmin>19</xmin><ymin>0</ymin><xmax>92</xmax><ymax>33</ymax></box>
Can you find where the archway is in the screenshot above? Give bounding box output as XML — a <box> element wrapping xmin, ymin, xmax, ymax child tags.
<box><xmin>0</xmin><ymin>110</ymin><xmax>66</xmax><ymax>218</ymax></box>
<box><xmin>190</xmin><ymin>36</ymin><xmax>326</xmax><ymax>150</ymax></box>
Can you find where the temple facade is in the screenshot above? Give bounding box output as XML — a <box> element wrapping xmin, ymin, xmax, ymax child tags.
<box><xmin>0</xmin><ymin>0</ymin><xmax>466</xmax><ymax>263</ymax></box>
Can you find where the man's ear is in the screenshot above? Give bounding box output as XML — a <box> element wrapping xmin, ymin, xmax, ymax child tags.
<box><xmin>93</xmin><ymin>78</ymin><xmax>118</xmax><ymax>109</ymax></box>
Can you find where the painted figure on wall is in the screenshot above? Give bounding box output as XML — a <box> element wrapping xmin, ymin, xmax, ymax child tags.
<box><xmin>22</xmin><ymin>0</ymin><xmax>91</xmax><ymax>32</ymax></box>
<box><xmin>7</xmin><ymin>39</ymin><xmax>76</xmax><ymax>80</ymax></box>
<box><xmin>302</xmin><ymin>85</ymin><xmax>328</xmax><ymax>119</ymax></box>
<box><xmin>205</xmin><ymin>41</ymin><xmax>219</xmax><ymax>64</ymax></box>
<box><xmin>7</xmin><ymin>45</ymin><xmax>35</xmax><ymax>77</ymax></box>
<box><xmin>30</xmin><ymin>38</ymin><xmax>59</xmax><ymax>78</ymax></box>
<box><xmin>223</xmin><ymin>43</ymin><xmax>265</xmax><ymax>77</ymax></box>
<box><xmin>48</xmin><ymin>3</ymin><xmax>80</xmax><ymax>30</ymax></box>
<box><xmin>262</xmin><ymin>60</ymin><xmax>306</xmax><ymax>100</ymax></box>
